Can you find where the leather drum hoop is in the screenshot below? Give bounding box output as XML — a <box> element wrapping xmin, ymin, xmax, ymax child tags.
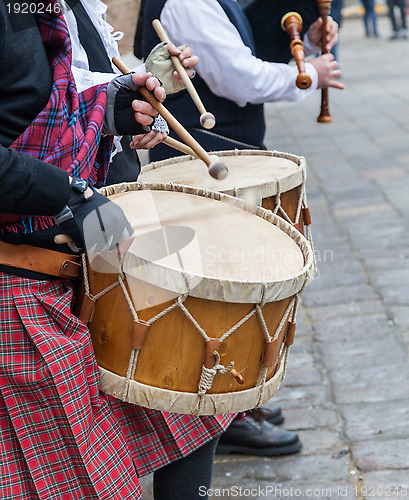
<box><xmin>139</xmin><ymin>150</ymin><xmax>312</xmax><ymax>237</ymax></box>
<box><xmin>77</xmin><ymin>182</ymin><xmax>314</xmax><ymax>415</ymax></box>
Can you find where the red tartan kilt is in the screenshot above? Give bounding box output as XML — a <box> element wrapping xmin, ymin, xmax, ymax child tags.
<box><xmin>0</xmin><ymin>273</ymin><xmax>141</xmax><ymax>499</ymax></box>
<box><xmin>109</xmin><ymin>399</ymin><xmax>235</xmax><ymax>477</ymax></box>
<box><xmin>0</xmin><ymin>272</ymin><xmax>234</xmax><ymax>498</ymax></box>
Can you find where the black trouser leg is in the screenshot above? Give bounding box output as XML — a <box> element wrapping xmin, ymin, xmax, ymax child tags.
<box><xmin>153</xmin><ymin>437</ymin><xmax>219</xmax><ymax>500</ymax></box>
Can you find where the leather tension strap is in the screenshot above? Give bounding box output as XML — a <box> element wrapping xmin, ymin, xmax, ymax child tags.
<box><xmin>0</xmin><ymin>240</ymin><xmax>81</xmax><ymax>278</ymax></box>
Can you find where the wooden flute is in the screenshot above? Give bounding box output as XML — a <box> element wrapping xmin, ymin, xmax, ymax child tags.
<box><xmin>316</xmin><ymin>0</ymin><xmax>333</xmax><ymax>123</ymax></box>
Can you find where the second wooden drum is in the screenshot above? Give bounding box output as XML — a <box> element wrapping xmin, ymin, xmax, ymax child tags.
<box><xmin>139</xmin><ymin>149</ymin><xmax>313</xmax><ymax>238</ymax></box>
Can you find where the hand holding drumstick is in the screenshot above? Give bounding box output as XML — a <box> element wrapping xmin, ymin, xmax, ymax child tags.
<box><xmin>113</xmin><ymin>57</ymin><xmax>228</xmax><ymax>179</ymax></box>
<box><xmin>152</xmin><ymin>19</ymin><xmax>216</xmax><ymax>130</ymax></box>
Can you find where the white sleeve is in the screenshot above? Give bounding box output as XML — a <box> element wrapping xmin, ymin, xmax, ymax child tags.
<box><xmin>303</xmin><ymin>32</ymin><xmax>321</xmax><ymax>57</ymax></box>
<box><xmin>160</xmin><ymin>0</ymin><xmax>318</xmax><ymax>107</ymax></box>
<box><xmin>62</xmin><ymin>0</ymin><xmax>121</xmax><ymax>92</ymax></box>
<box><xmin>71</xmin><ymin>67</ymin><xmax>117</xmax><ymax>92</ymax></box>
<box><xmin>131</xmin><ymin>63</ymin><xmax>147</xmax><ymax>74</ymax></box>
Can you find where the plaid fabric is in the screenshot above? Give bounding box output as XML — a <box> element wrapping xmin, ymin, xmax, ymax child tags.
<box><xmin>0</xmin><ymin>273</ymin><xmax>141</xmax><ymax>499</ymax></box>
<box><xmin>110</xmin><ymin>400</ymin><xmax>235</xmax><ymax>477</ymax></box>
<box><xmin>0</xmin><ymin>1</ymin><xmax>112</xmax><ymax>233</ymax></box>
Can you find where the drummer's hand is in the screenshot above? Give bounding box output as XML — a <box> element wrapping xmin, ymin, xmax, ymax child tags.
<box><xmin>103</xmin><ymin>73</ymin><xmax>166</xmax><ymax>135</ymax></box>
<box><xmin>130</xmin><ymin>130</ymin><xmax>168</xmax><ymax>150</ymax></box>
<box><xmin>166</xmin><ymin>43</ymin><xmax>199</xmax><ymax>81</ymax></box>
<box><xmin>131</xmin><ymin>74</ymin><xmax>165</xmax><ymax>127</ymax></box>
<box><xmin>53</xmin><ymin>177</ymin><xmax>134</xmax><ymax>254</ymax></box>
<box><xmin>307</xmin><ymin>16</ymin><xmax>339</xmax><ymax>52</ymax></box>
<box><xmin>132</xmin><ymin>72</ymin><xmax>166</xmax><ymax>102</ymax></box>
<box><xmin>130</xmin><ymin>97</ymin><xmax>159</xmax><ymax>128</ymax></box>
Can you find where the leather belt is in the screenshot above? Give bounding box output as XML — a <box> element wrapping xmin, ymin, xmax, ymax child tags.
<box><xmin>0</xmin><ymin>240</ymin><xmax>82</xmax><ymax>278</ymax></box>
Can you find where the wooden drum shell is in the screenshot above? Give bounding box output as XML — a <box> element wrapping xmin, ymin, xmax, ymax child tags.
<box><xmin>83</xmin><ymin>268</ymin><xmax>293</xmax><ymax>395</ymax></box>
<box><xmin>77</xmin><ymin>183</ymin><xmax>314</xmax><ymax>415</ymax></box>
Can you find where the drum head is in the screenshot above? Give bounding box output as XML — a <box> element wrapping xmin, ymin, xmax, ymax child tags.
<box><xmin>96</xmin><ymin>184</ymin><xmax>313</xmax><ymax>304</ymax></box>
<box><xmin>140</xmin><ymin>150</ymin><xmax>306</xmax><ymax>199</ymax></box>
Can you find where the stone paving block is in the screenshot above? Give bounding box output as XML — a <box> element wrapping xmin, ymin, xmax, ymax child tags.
<box><xmin>212</xmin><ymin>455</ymin><xmax>351</xmax><ymax>488</ymax></box>
<box><xmin>361</xmin><ymin>470</ymin><xmax>409</xmax><ymax>500</ymax></box>
<box><xmin>379</xmin><ymin>285</ymin><xmax>409</xmax><ymax>305</ymax></box>
<box><xmin>311</xmin><ymin>255</ymin><xmax>367</xmax><ymax>290</ymax></box>
<box><xmin>313</xmin><ymin>162</ymin><xmax>359</xmax><ymax>185</ymax></box>
<box><xmin>309</xmin><ymin>235</ymin><xmax>350</xmax><ymax>256</ymax></box>
<box><xmin>318</xmin><ymin>336</ymin><xmax>406</xmax><ymax>372</ymax></box>
<box><xmin>331</xmin><ymin>363</ymin><xmax>409</xmax><ymax>404</ymax></box>
<box><xmin>312</xmin><ymin>312</ymin><xmax>390</xmax><ymax>342</ymax></box>
<box><xmin>380</xmin><ymin>140</ymin><xmax>409</xmax><ymax>160</ymax></box>
<box><xmin>284</xmin><ymin>351</ymin><xmax>315</xmax><ymax>370</ymax></box>
<box><xmin>334</xmin><ymin>203</ymin><xmax>392</xmax><ymax>219</ymax></box>
<box><xmin>351</xmin><ymin>439</ymin><xmax>409</xmax><ymax>471</ymax></box>
<box><xmin>282</xmin><ymin>368</ymin><xmax>323</xmax><ymax>388</ymax></box>
<box><xmin>302</xmin><ymin>284</ymin><xmax>379</xmax><ymax>308</ymax></box>
<box><xmin>353</xmin><ymin>234</ymin><xmax>409</xmax><ymax>254</ymax></box>
<box><xmin>395</xmin><ymin>154</ymin><xmax>409</xmax><ymax>169</ymax></box>
<box><xmin>325</xmin><ymin>177</ymin><xmax>385</xmax><ymax>203</ymax></box>
<box><xmin>341</xmin><ymin>400</ymin><xmax>409</xmax><ymax>441</ymax></box>
<box><xmin>265</xmin><ymin>385</ymin><xmax>329</xmax><ymax>410</ymax></box>
<box><xmin>139</xmin><ymin>466</ymin><xmax>356</xmax><ymax>500</ymax></box>
<box><xmin>389</xmin><ymin>306</ymin><xmax>409</xmax><ymax>328</ymax></box>
<box><xmin>296</xmin><ymin>429</ymin><xmax>347</xmax><ymax>457</ymax></box>
<box><xmin>307</xmin><ymin>299</ymin><xmax>385</xmax><ymax>323</ymax></box>
<box><xmin>279</xmin><ymin>408</ymin><xmax>340</xmax><ymax>431</ymax></box>
<box><xmin>209</xmin><ymin>482</ymin><xmax>357</xmax><ymax>500</ymax></box>
<box><xmin>139</xmin><ymin>474</ymin><xmax>153</xmax><ymax>500</ymax></box>
<box><xmin>327</xmin><ymin>188</ymin><xmax>386</xmax><ymax>212</ymax></box>
<box><xmin>367</xmin><ymin>268</ymin><xmax>409</xmax><ymax>287</ymax></box>
<box><xmin>340</xmin><ymin>213</ymin><xmax>405</xmax><ymax>240</ymax></box>
<box><xmin>292</xmin><ymin>309</ymin><xmax>311</xmax><ymax>337</ymax></box>
<box><xmin>285</xmin><ymin>336</ymin><xmax>314</xmax><ymax>355</ymax></box>
<box><xmin>362</xmin><ymin>253</ymin><xmax>409</xmax><ymax>271</ymax></box>
<box><xmin>360</xmin><ymin>167</ymin><xmax>406</xmax><ymax>181</ymax></box>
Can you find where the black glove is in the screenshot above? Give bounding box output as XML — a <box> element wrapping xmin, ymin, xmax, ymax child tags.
<box><xmin>53</xmin><ymin>177</ymin><xmax>133</xmax><ymax>254</ymax></box>
<box><xmin>103</xmin><ymin>73</ymin><xmax>153</xmax><ymax>136</ymax></box>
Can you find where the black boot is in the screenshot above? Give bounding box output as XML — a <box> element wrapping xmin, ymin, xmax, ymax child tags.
<box><xmin>216</xmin><ymin>409</ymin><xmax>302</xmax><ymax>456</ymax></box>
<box><xmin>258</xmin><ymin>404</ymin><xmax>285</xmax><ymax>426</ymax></box>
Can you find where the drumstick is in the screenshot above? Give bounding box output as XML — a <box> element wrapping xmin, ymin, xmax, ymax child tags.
<box><xmin>112</xmin><ymin>56</ymin><xmax>228</xmax><ymax>180</ymax></box>
<box><xmin>316</xmin><ymin>0</ymin><xmax>333</xmax><ymax>123</ymax></box>
<box><xmin>152</xmin><ymin>19</ymin><xmax>216</xmax><ymax>130</ymax></box>
<box><xmin>281</xmin><ymin>12</ymin><xmax>312</xmax><ymax>90</ymax></box>
<box><xmin>163</xmin><ymin>136</ymin><xmax>197</xmax><ymax>157</ymax></box>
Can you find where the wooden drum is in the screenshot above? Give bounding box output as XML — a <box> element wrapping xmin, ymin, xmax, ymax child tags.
<box><xmin>77</xmin><ymin>182</ymin><xmax>314</xmax><ymax>415</ymax></box>
<box><xmin>139</xmin><ymin>150</ymin><xmax>313</xmax><ymax>241</ymax></box>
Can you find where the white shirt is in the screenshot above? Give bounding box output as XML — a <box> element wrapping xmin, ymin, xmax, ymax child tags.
<box><xmin>160</xmin><ymin>0</ymin><xmax>319</xmax><ymax>107</ymax></box>
<box><xmin>61</xmin><ymin>0</ymin><xmax>145</xmax><ymax>92</ymax></box>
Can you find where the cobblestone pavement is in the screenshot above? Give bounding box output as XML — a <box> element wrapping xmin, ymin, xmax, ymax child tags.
<box><xmin>138</xmin><ymin>15</ymin><xmax>409</xmax><ymax>500</ymax></box>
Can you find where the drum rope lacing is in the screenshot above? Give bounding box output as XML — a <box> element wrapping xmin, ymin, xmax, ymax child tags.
<box><xmin>82</xmin><ymin>250</ymin><xmax>302</xmax><ymax>411</ymax></box>
<box><xmin>255</xmin><ymin>295</ymin><xmax>298</xmax><ymax>407</ymax></box>
<box><xmin>82</xmin><ymin>181</ymin><xmax>313</xmax><ymax>411</ymax></box>
<box><xmin>195</xmin><ymin>286</ymin><xmax>299</xmax><ymax>414</ymax></box>
<box><xmin>300</xmin><ymin>168</ymin><xmax>317</xmax><ymax>274</ymax></box>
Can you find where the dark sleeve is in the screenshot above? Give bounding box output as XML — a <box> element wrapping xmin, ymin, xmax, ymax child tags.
<box><xmin>244</xmin><ymin>0</ymin><xmax>320</xmax><ymax>63</ymax></box>
<box><xmin>134</xmin><ymin>0</ymin><xmax>146</xmax><ymax>60</ymax></box>
<box><xmin>0</xmin><ymin>146</ymin><xmax>71</xmax><ymax>216</ymax></box>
